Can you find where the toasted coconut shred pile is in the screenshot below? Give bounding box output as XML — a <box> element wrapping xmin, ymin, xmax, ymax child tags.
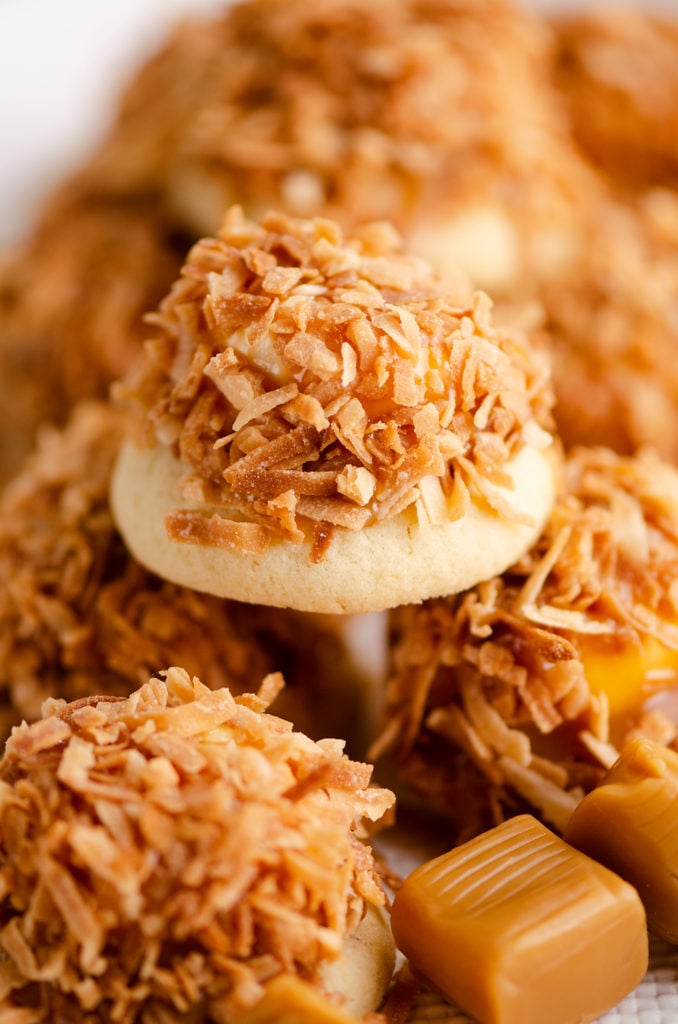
<box><xmin>540</xmin><ymin>190</ymin><xmax>678</xmax><ymax>462</ymax></box>
<box><xmin>552</xmin><ymin>7</ymin><xmax>678</xmax><ymax>187</ymax></box>
<box><xmin>128</xmin><ymin>209</ymin><xmax>554</xmax><ymax>560</ymax></box>
<box><xmin>77</xmin><ymin>0</ymin><xmax>596</xmax><ymax>277</ymax></box>
<box><xmin>0</xmin><ymin>400</ymin><xmax>352</xmax><ymax>743</ymax></box>
<box><xmin>168</xmin><ymin>0</ymin><xmax>591</xmax><ymax>225</ymax></box>
<box><xmin>0</xmin><ymin>190</ymin><xmax>182</xmax><ymax>483</ymax></box>
<box><xmin>372</xmin><ymin>446</ymin><xmax>678</xmax><ymax>838</ymax></box>
<box><xmin>0</xmin><ymin>668</ymin><xmax>394</xmax><ymax>1022</ymax></box>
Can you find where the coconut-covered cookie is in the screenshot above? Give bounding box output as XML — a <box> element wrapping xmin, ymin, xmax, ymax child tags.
<box><xmin>0</xmin><ymin>190</ymin><xmax>182</xmax><ymax>483</ymax></box>
<box><xmin>553</xmin><ymin>7</ymin><xmax>678</xmax><ymax>188</ymax></box>
<box><xmin>536</xmin><ymin>190</ymin><xmax>678</xmax><ymax>462</ymax></box>
<box><xmin>0</xmin><ymin>667</ymin><xmax>395</xmax><ymax>1020</ymax></box>
<box><xmin>74</xmin><ymin>0</ymin><xmax>598</xmax><ymax>295</ymax></box>
<box><xmin>111</xmin><ymin>209</ymin><xmax>558</xmax><ymax>614</ymax></box>
<box><xmin>373</xmin><ymin>446</ymin><xmax>678</xmax><ymax>838</ymax></box>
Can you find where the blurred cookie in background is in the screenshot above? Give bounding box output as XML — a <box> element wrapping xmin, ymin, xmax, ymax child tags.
<box><xmin>0</xmin><ymin>189</ymin><xmax>184</xmax><ymax>483</ymax></box>
<box><xmin>0</xmin><ymin>0</ymin><xmax>603</xmax><ymax>486</ymax></box>
<box><xmin>536</xmin><ymin>187</ymin><xmax>678</xmax><ymax>461</ymax></box>
<box><xmin>552</xmin><ymin>7</ymin><xmax>678</xmax><ymax>190</ymax></box>
<box><xmin>75</xmin><ymin>0</ymin><xmax>599</xmax><ymax>296</ymax></box>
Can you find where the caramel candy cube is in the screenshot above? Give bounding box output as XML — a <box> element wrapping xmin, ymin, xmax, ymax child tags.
<box><xmin>239</xmin><ymin>974</ymin><xmax>361</xmax><ymax>1024</ymax></box>
<box><xmin>391</xmin><ymin>814</ymin><xmax>647</xmax><ymax>1024</ymax></box>
<box><xmin>565</xmin><ymin>736</ymin><xmax>678</xmax><ymax>943</ymax></box>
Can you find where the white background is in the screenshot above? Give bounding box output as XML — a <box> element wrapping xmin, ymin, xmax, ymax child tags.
<box><xmin>1</xmin><ymin>0</ymin><xmax>677</xmax><ymax>246</ymax></box>
<box><xmin>0</xmin><ymin>0</ymin><xmax>222</xmax><ymax>244</ymax></box>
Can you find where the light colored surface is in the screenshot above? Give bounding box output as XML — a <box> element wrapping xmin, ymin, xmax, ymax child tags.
<box><xmin>0</xmin><ymin>0</ymin><xmax>222</xmax><ymax>245</ymax></box>
<box><xmin>404</xmin><ymin>948</ymin><xmax>678</xmax><ymax>1024</ymax></box>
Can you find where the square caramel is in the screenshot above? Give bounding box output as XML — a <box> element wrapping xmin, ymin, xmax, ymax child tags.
<box><xmin>391</xmin><ymin>814</ymin><xmax>647</xmax><ymax>1024</ymax></box>
<box><xmin>565</xmin><ymin>736</ymin><xmax>678</xmax><ymax>943</ymax></box>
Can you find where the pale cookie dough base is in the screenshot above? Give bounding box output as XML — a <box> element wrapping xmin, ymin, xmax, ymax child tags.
<box><xmin>321</xmin><ymin>904</ymin><xmax>396</xmax><ymax>1016</ymax></box>
<box><xmin>111</xmin><ymin>439</ymin><xmax>557</xmax><ymax>614</ymax></box>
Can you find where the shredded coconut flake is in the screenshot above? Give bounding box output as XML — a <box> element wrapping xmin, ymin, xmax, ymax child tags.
<box><xmin>126</xmin><ymin>209</ymin><xmax>554</xmax><ymax>558</ymax></box>
<box><xmin>0</xmin><ymin>400</ymin><xmax>369</xmax><ymax>744</ymax></box>
<box><xmin>373</xmin><ymin>446</ymin><xmax>678</xmax><ymax>837</ymax></box>
<box><xmin>0</xmin><ymin>669</ymin><xmax>394</xmax><ymax>1021</ymax></box>
<box><xmin>0</xmin><ymin>191</ymin><xmax>182</xmax><ymax>483</ymax></box>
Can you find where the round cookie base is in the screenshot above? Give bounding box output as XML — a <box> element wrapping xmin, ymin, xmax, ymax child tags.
<box><xmin>320</xmin><ymin>903</ymin><xmax>396</xmax><ymax>1016</ymax></box>
<box><xmin>111</xmin><ymin>439</ymin><xmax>558</xmax><ymax>614</ymax></box>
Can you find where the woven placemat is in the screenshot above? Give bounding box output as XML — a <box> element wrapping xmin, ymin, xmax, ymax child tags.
<box><xmin>403</xmin><ymin>941</ymin><xmax>678</xmax><ymax>1023</ymax></box>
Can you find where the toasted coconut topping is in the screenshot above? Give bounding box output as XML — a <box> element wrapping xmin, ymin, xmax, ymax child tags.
<box><xmin>125</xmin><ymin>209</ymin><xmax>554</xmax><ymax>555</ymax></box>
<box><xmin>73</xmin><ymin>0</ymin><xmax>596</xmax><ymax>290</ymax></box>
<box><xmin>173</xmin><ymin>0</ymin><xmax>590</xmax><ymax>220</ymax></box>
<box><xmin>553</xmin><ymin>8</ymin><xmax>678</xmax><ymax>187</ymax></box>
<box><xmin>0</xmin><ymin>667</ymin><xmax>394</xmax><ymax>1021</ymax></box>
<box><xmin>373</xmin><ymin>446</ymin><xmax>678</xmax><ymax>835</ymax></box>
<box><xmin>0</xmin><ymin>400</ymin><xmax>364</xmax><ymax>743</ymax></box>
<box><xmin>0</xmin><ymin>190</ymin><xmax>182</xmax><ymax>483</ymax></box>
<box><xmin>538</xmin><ymin>190</ymin><xmax>678</xmax><ymax>462</ymax></box>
